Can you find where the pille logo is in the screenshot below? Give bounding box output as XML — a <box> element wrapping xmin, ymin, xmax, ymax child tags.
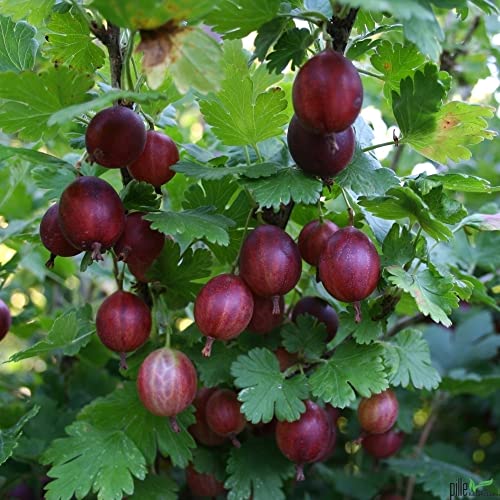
<box><xmin>449</xmin><ymin>477</ymin><xmax>498</xmax><ymax>499</ymax></box>
<box><xmin>469</xmin><ymin>479</ymin><xmax>494</xmax><ymax>493</ymax></box>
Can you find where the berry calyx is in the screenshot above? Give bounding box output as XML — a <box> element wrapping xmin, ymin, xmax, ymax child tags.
<box><xmin>0</xmin><ymin>298</ymin><xmax>12</xmax><ymax>341</ymax></box>
<box><xmin>292</xmin><ymin>49</ymin><xmax>363</xmax><ymax>133</ymax></box>
<box><xmin>248</xmin><ymin>294</ymin><xmax>284</xmax><ymax>334</ymax></box>
<box><xmin>291</xmin><ymin>296</ymin><xmax>339</xmax><ymax>341</ymax></box>
<box><xmin>319</xmin><ymin>226</ymin><xmax>380</xmax><ymax>314</ymax></box>
<box><xmin>96</xmin><ymin>290</ymin><xmax>151</xmax><ymax>368</ymax></box>
<box><xmin>186</xmin><ymin>465</ymin><xmax>225</xmax><ymax>497</ymax></box>
<box><xmin>113</xmin><ymin>211</ymin><xmax>165</xmax><ymax>282</ymax></box>
<box><xmin>194</xmin><ymin>274</ymin><xmax>254</xmax><ymax>357</ymax></box>
<box><xmin>58</xmin><ymin>176</ymin><xmax>125</xmax><ymax>261</ymax></box>
<box><xmin>362</xmin><ymin>429</ymin><xmax>404</xmax><ymax>458</ymax></box>
<box><xmin>128</xmin><ymin>130</ymin><xmax>179</xmax><ymax>188</ymax></box>
<box><xmin>288</xmin><ymin>116</ymin><xmax>355</xmax><ymax>178</ymax></box>
<box><xmin>275</xmin><ymin>400</ymin><xmax>331</xmax><ymax>480</ymax></box>
<box><xmin>205</xmin><ymin>389</ymin><xmax>246</xmax><ymax>447</ymax></box>
<box><xmin>239</xmin><ymin>225</ymin><xmax>302</xmax><ymax>312</ymax></box>
<box><xmin>358</xmin><ymin>389</ymin><xmax>399</xmax><ymax>434</ymax></box>
<box><xmin>298</xmin><ymin>219</ymin><xmax>339</xmax><ymax>267</ymax></box>
<box><xmin>85</xmin><ymin>106</ymin><xmax>146</xmax><ymax>168</ymax></box>
<box><xmin>39</xmin><ymin>204</ymin><xmax>80</xmax><ymax>268</ymax></box>
<box><xmin>188</xmin><ymin>388</ymin><xmax>226</xmax><ymax>446</ymax></box>
<box><xmin>137</xmin><ymin>347</ymin><xmax>197</xmax><ymax>431</ymax></box>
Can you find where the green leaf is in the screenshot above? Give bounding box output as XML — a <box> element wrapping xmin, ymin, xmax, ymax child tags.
<box><xmin>120</xmin><ymin>181</ymin><xmax>162</xmax><ymax>212</ymax></box>
<box><xmin>440</xmin><ymin>371</ymin><xmax>500</xmax><ymax>397</ymax></box>
<box><xmin>191</xmin><ymin>447</ymin><xmax>227</xmax><ymax>481</ymax></box>
<box><xmin>0</xmin><ymin>67</ymin><xmax>94</xmax><ymax>140</ymax></box>
<box><xmin>147</xmin><ymin>239</ymin><xmax>212</xmax><ymax>310</ymax></box>
<box><xmin>0</xmin><ymin>405</ymin><xmax>40</xmax><ymax>465</ymax></box>
<box><xmin>411</xmin><ymin>101</ymin><xmax>496</xmax><ymax>163</ymax></box>
<box><xmin>266</xmin><ymin>28</ymin><xmax>313</xmax><ymax>74</ymax></box>
<box><xmin>161</xmin><ymin>27</ymin><xmax>223</xmax><ymax>93</ymax></box>
<box><xmin>92</xmin><ymin>0</ymin><xmax>213</xmax><ymax>29</ymax></box>
<box><xmin>41</xmin><ymin>421</ymin><xmax>147</xmax><ymax>500</ymax></box>
<box><xmin>231</xmin><ymin>348</ymin><xmax>308</xmax><ymax>424</ymax></box>
<box><xmin>426</xmin><ymin>173</ymin><xmax>495</xmax><ymax>193</ymax></box>
<box><xmin>78</xmin><ymin>383</ymin><xmax>196</xmax><ymax>467</ymax></box>
<box><xmin>48</xmin><ymin>89</ymin><xmax>165</xmax><ymax>126</ymax></box>
<box><xmin>458</xmin><ymin>213</ymin><xmax>500</xmax><ymax>232</ymax></box>
<box><xmin>200</xmin><ymin>52</ymin><xmax>288</xmax><ymax>146</ymax></box>
<box><xmin>0</xmin><ymin>0</ymin><xmax>54</xmax><ymax>25</ymax></box>
<box><xmin>370</xmin><ymin>41</ymin><xmax>425</xmax><ymax>99</ymax></box>
<box><xmin>338</xmin><ymin>0</ymin><xmax>438</xmax><ymax>20</ymax></box>
<box><xmin>0</xmin><ymin>144</ymin><xmax>71</xmax><ymax>166</ymax></box>
<box><xmin>206</xmin><ymin>0</ymin><xmax>282</xmax><ymax>39</ymax></box>
<box><xmin>309</xmin><ymin>341</ymin><xmax>388</xmax><ymax>408</ymax></box>
<box><xmin>8</xmin><ymin>307</ymin><xmax>94</xmax><ymax>362</ymax></box>
<box><xmin>0</xmin><ymin>14</ymin><xmax>38</xmax><ymax>72</ymax></box>
<box><xmin>44</xmin><ymin>10</ymin><xmax>105</xmax><ymax>72</ymax></box>
<box><xmin>383</xmin><ymin>329</ymin><xmax>441</xmax><ymax>390</ymax></box>
<box><xmin>336</xmin><ymin>304</ymin><xmax>383</xmax><ymax>345</ymax></box>
<box><xmin>382</xmin><ymin>224</ymin><xmax>415</xmax><ymax>267</ymax></box>
<box><xmin>173</xmin><ymin>160</ymin><xmax>281</xmax><ymax>180</ymax></box>
<box><xmin>145</xmin><ymin>206</ymin><xmax>235</xmax><ymax>246</ymax></box>
<box><xmin>359</xmin><ymin>186</ymin><xmax>453</xmax><ymax>241</ymax></box>
<box><xmin>280</xmin><ymin>315</ymin><xmax>327</xmax><ymax>360</ymax></box>
<box><xmin>253</xmin><ymin>17</ymin><xmax>290</xmax><ymax>61</ymax></box>
<box><xmin>225</xmin><ymin>436</ymin><xmax>294</xmax><ymax>500</ymax></box>
<box><xmin>131</xmin><ymin>474</ymin><xmax>178</xmax><ymax>500</ymax></box>
<box><xmin>386</xmin><ymin>266</ymin><xmax>459</xmax><ymax>327</ymax></box>
<box><xmin>387</xmin><ymin>455</ymin><xmax>485</xmax><ymax>500</ymax></box>
<box><xmin>242</xmin><ymin>167</ymin><xmax>323</xmax><ymax>209</ymax></box>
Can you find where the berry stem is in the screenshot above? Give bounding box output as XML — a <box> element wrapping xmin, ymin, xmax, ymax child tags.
<box><xmin>91</xmin><ymin>242</ymin><xmax>104</xmax><ymax>261</ymax></box>
<box><xmin>295</xmin><ymin>463</ymin><xmax>305</xmax><ymax>481</ymax></box>
<box><xmin>252</xmin><ymin>143</ymin><xmax>263</xmax><ymax>163</ymax></box>
<box><xmin>361</xmin><ymin>140</ymin><xmax>398</xmax><ymax>153</ymax></box>
<box><xmin>45</xmin><ymin>254</ymin><xmax>56</xmax><ymax>269</ymax></box>
<box><xmin>202</xmin><ymin>337</ymin><xmax>215</xmax><ymax>357</ymax></box>
<box><xmin>230</xmin><ymin>208</ymin><xmax>254</xmax><ymax>274</ymax></box>
<box><xmin>169</xmin><ymin>416</ymin><xmax>180</xmax><ymax>433</ymax></box>
<box><xmin>122</xmin><ymin>29</ymin><xmax>136</xmax><ymax>91</ymax></box>
<box><xmin>272</xmin><ymin>295</ymin><xmax>281</xmax><ymax>315</ymax></box>
<box><xmin>340</xmin><ymin>187</ymin><xmax>355</xmax><ymax>225</ymax></box>
<box><xmin>355</xmin><ymin>67</ymin><xmax>385</xmax><ymax>81</ymax></box>
<box><xmin>119</xmin><ymin>352</ymin><xmax>128</xmax><ymax>370</ymax></box>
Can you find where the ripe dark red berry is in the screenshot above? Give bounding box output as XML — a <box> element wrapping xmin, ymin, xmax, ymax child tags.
<box><xmin>137</xmin><ymin>347</ymin><xmax>197</xmax><ymax>431</ymax></box>
<box><xmin>248</xmin><ymin>294</ymin><xmax>284</xmax><ymax>334</ymax></box>
<box><xmin>39</xmin><ymin>204</ymin><xmax>80</xmax><ymax>268</ymax></box>
<box><xmin>58</xmin><ymin>176</ymin><xmax>125</xmax><ymax>261</ymax></box>
<box><xmin>298</xmin><ymin>219</ymin><xmax>339</xmax><ymax>267</ymax></box>
<box><xmin>275</xmin><ymin>400</ymin><xmax>331</xmax><ymax>480</ymax></box>
<box><xmin>325</xmin><ymin>405</ymin><xmax>341</xmax><ymax>427</ymax></box>
<box><xmin>96</xmin><ymin>291</ymin><xmax>151</xmax><ymax>368</ymax></box>
<box><xmin>358</xmin><ymin>389</ymin><xmax>399</xmax><ymax>434</ymax></box>
<box><xmin>194</xmin><ymin>274</ymin><xmax>254</xmax><ymax>357</ymax></box>
<box><xmin>186</xmin><ymin>465</ymin><xmax>225</xmax><ymax>497</ymax></box>
<box><xmin>85</xmin><ymin>106</ymin><xmax>146</xmax><ymax>168</ymax></box>
<box><xmin>291</xmin><ymin>297</ymin><xmax>338</xmax><ymax>341</ymax></box>
<box><xmin>292</xmin><ymin>49</ymin><xmax>363</xmax><ymax>134</ymax></box>
<box><xmin>288</xmin><ymin>116</ymin><xmax>355</xmax><ymax>178</ymax></box>
<box><xmin>189</xmin><ymin>388</ymin><xmax>226</xmax><ymax>446</ymax></box>
<box><xmin>275</xmin><ymin>347</ymin><xmax>299</xmax><ymax>372</ymax></box>
<box><xmin>0</xmin><ymin>298</ymin><xmax>11</xmax><ymax>341</ymax></box>
<box><xmin>128</xmin><ymin>130</ymin><xmax>179</xmax><ymax>187</ymax></box>
<box><xmin>317</xmin><ymin>408</ymin><xmax>337</xmax><ymax>462</ymax></box>
<box><xmin>362</xmin><ymin>429</ymin><xmax>404</xmax><ymax>458</ymax></box>
<box><xmin>205</xmin><ymin>389</ymin><xmax>246</xmax><ymax>447</ymax></box>
<box><xmin>113</xmin><ymin>212</ymin><xmax>165</xmax><ymax>282</ymax></box>
<box><xmin>319</xmin><ymin>226</ymin><xmax>380</xmax><ymax>319</ymax></box>
<box><xmin>239</xmin><ymin>225</ymin><xmax>301</xmax><ymax>314</ymax></box>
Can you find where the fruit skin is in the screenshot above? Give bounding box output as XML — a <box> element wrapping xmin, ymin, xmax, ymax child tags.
<box><xmin>113</xmin><ymin>212</ymin><xmax>165</xmax><ymax>282</ymax></box>
<box><xmin>58</xmin><ymin>176</ymin><xmax>125</xmax><ymax>261</ymax></box>
<box><xmin>319</xmin><ymin>226</ymin><xmax>380</xmax><ymax>303</ymax></box>
<box><xmin>291</xmin><ymin>296</ymin><xmax>338</xmax><ymax>341</ymax></box>
<box><xmin>362</xmin><ymin>429</ymin><xmax>404</xmax><ymax>458</ymax></box>
<box><xmin>205</xmin><ymin>389</ymin><xmax>246</xmax><ymax>447</ymax></box>
<box><xmin>248</xmin><ymin>294</ymin><xmax>284</xmax><ymax>334</ymax></box>
<box><xmin>0</xmin><ymin>298</ymin><xmax>11</xmax><ymax>341</ymax></box>
<box><xmin>188</xmin><ymin>388</ymin><xmax>226</xmax><ymax>446</ymax></box>
<box><xmin>298</xmin><ymin>219</ymin><xmax>339</xmax><ymax>267</ymax></box>
<box><xmin>137</xmin><ymin>348</ymin><xmax>197</xmax><ymax>429</ymax></box>
<box><xmin>186</xmin><ymin>465</ymin><xmax>225</xmax><ymax>497</ymax></box>
<box><xmin>275</xmin><ymin>400</ymin><xmax>332</xmax><ymax>480</ymax></box>
<box><xmin>288</xmin><ymin>116</ymin><xmax>355</xmax><ymax>177</ymax></box>
<box><xmin>317</xmin><ymin>405</ymin><xmax>338</xmax><ymax>461</ymax></box>
<box><xmin>292</xmin><ymin>49</ymin><xmax>363</xmax><ymax>133</ymax></box>
<box><xmin>275</xmin><ymin>347</ymin><xmax>299</xmax><ymax>372</ymax></box>
<box><xmin>96</xmin><ymin>291</ymin><xmax>151</xmax><ymax>355</ymax></box>
<box><xmin>358</xmin><ymin>390</ymin><xmax>399</xmax><ymax>434</ymax></box>
<box><xmin>239</xmin><ymin>225</ymin><xmax>302</xmax><ymax>311</ymax></box>
<box><xmin>85</xmin><ymin>106</ymin><xmax>146</xmax><ymax>168</ymax></box>
<box><xmin>194</xmin><ymin>274</ymin><xmax>254</xmax><ymax>356</ymax></box>
<box><xmin>39</xmin><ymin>204</ymin><xmax>80</xmax><ymax>268</ymax></box>
<box><xmin>128</xmin><ymin>130</ymin><xmax>179</xmax><ymax>187</ymax></box>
